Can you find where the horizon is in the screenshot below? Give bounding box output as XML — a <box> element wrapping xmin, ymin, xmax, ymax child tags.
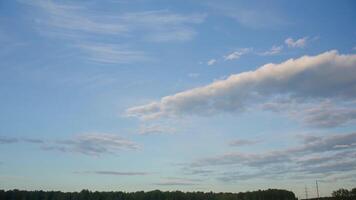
<box><xmin>0</xmin><ymin>0</ymin><xmax>356</xmax><ymax>199</ymax></box>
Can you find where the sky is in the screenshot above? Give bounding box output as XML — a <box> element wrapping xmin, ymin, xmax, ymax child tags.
<box><xmin>0</xmin><ymin>0</ymin><xmax>356</xmax><ymax>198</ymax></box>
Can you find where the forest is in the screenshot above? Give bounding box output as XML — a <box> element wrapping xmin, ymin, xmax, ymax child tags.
<box><xmin>1</xmin><ymin>188</ymin><xmax>355</xmax><ymax>200</ymax></box>
<box><xmin>0</xmin><ymin>189</ymin><xmax>297</xmax><ymax>200</ymax></box>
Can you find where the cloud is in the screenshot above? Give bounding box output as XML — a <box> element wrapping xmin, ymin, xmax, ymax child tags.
<box><xmin>126</xmin><ymin>51</ymin><xmax>356</xmax><ymax>120</ymax></box>
<box><xmin>0</xmin><ymin>136</ymin><xmax>18</xmax><ymax>144</ymax></box>
<box><xmin>299</xmin><ymin>101</ymin><xmax>356</xmax><ymax>128</ymax></box>
<box><xmin>229</xmin><ymin>139</ymin><xmax>260</xmax><ymax>147</ymax></box>
<box><xmin>207</xmin><ymin>59</ymin><xmax>217</xmax><ymax>66</ymax></box>
<box><xmin>120</xmin><ymin>11</ymin><xmax>205</xmax><ymax>42</ymax></box>
<box><xmin>263</xmin><ymin>99</ymin><xmax>356</xmax><ymax>128</ymax></box>
<box><xmin>183</xmin><ymin>168</ymin><xmax>215</xmax><ymax>175</ymax></box>
<box><xmin>224</xmin><ymin>48</ymin><xmax>252</xmax><ymax>60</ymax></box>
<box><xmin>21</xmin><ymin>1</ymin><xmax>205</xmax><ymax>63</ymax></box>
<box><xmin>189</xmin><ymin>132</ymin><xmax>356</xmax><ymax>182</ymax></box>
<box><xmin>207</xmin><ymin>2</ymin><xmax>287</xmax><ymax>29</ymax></box>
<box><xmin>155</xmin><ymin>177</ymin><xmax>201</xmax><ymax>186</ymax></box>
<box><xmin>22</xmin><ymin>0</ymin><xmax>128</xmax><ymax>35</ymax></box>
<box><xmin>22</xmin><ymin>138</ymin><xmax>44</xmax><ymax>144</ymax></box>
<box><xmin>77</xmin><ymin>43</ymin><xmax>149</xmax><ymax>64</ymax></box>
<box><xmin>76</xmin><ymin>171</ymin><xmax>149</xmax><ymax>176</ymax></box>
<box><xmin>1</xmin><ymin>134</ymin><xmax>138</xmax><ymax>156</ymax></box>
<box><xmin>42</xmin><ymin>133</ymin><xmax>139</xmax><ymax>156</ymax></box>
<box><xmin>285</xmin><ymin>37</ymin><xmax>308</xmax><ymax>48</ymax></box>
<box><xmin>0</xmin><ymin>136</ymin><xmax>43</xmax><ymax>144</ymax></box>
<box><xmin>188</xmin><ymin>73</ymin><xmax>200</xmax><ymax>78</ymax></box>
<box><xmin>23</xmin><ymin>1</ymin><xmax>205</xmax><ymax>42</ymax></box>
<box><xmin>260</xmin><ymin>45</ymin><xmax>283</xmax><ymax>55</ymax></box>
<box><xmin>138</xmin><ymin>124</ymin><xmax>176</xmax><ymax>135</ymax></box>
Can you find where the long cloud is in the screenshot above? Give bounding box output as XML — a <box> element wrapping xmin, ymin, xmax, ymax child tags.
<box><xmin>127</xmin><ymin>51</ymin><xmax>356</xmax><ymax>122</ymax></box>
<box><xmin>0</xmin><ymin>133</ymin><xmax>138</xmax><ymax>156</ymax></box>
<box><xmin>188</xmin><ymin>132</ymin><xmax>356</xmax><ymax>182</ymax></box>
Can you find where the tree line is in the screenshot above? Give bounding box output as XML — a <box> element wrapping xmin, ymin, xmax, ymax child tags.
<box><xmin>0</xmin><ymin>189</ymin><xmax>297</xmax><ymax>200</ymax></box>
<box><xmin>301</xmin><ymin>187</ymin><xmax>356</xmax><ymax>200</ymax></box>
<box><xmin>331</xmin><ymin>188</ymin><xmax>356</xmax><ymax>199</ymax></box>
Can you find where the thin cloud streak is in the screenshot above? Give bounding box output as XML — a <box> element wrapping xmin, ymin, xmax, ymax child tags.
<box><xmin>21</xmin><ymin>0</ymin><xmax>205</xmax><ymax>64</ymax></box>
<box><xmin>76</xmin><ymin>171</ymin><xmax>149</xmax><ymax>176</ymax></box>
<box><xmin>224</xmin><ymin>48</ymin><xmax>252</xmax><ymax>60</ymax></box>
<box><xmin>0</xmin><ymin>134</ymin><xmax>139</xmax><ymax>156</ymax></box>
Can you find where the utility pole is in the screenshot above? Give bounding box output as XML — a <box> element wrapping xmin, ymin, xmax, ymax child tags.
<box><xmin>305</xmin><ymin>186</ymin><xmax>309</xmax><ymax>199</ymax></box>
<box><xmin>316</xmin><ymin>180</ymin><xmax>320</xmax><ymax>199</ymax></box>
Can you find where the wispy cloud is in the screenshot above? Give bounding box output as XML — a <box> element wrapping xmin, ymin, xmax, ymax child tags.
<box><xmin>285</xmin><ymin>37</ymin><xmax>308</xmax><ymax>48</ymax></box>
<box><xmin>155</xmin><ymin>177</ymin><xmax>201</xmax><ymax>186</ymax></box>
<box><xmin>24</xmin><ymin>0</ymin><xmax>128</xmax><ymax>35</ymax></box>
<box><xmin>21</xmin><ymin>0</ymin><xmax>205</xmax><ymax>64</ymax></box>
<box><xmin>138</xmin><ymin>124</ymin><xmax>176</xmax><ymax>135</ymax></box>
<box><xmin>76</xmin><ymin>171</ymin><xmax>149</xmax><ymax>176</ymax></box>
<box><xmin>229</xmin><ymin>139</ymin><xmax>261</xmax><ymax>147</ymax></box>
<box><xmin>299</xmin><ymin>101</ymin><xmax>356</xmax><ymax>128</ymax></box>
<box><xmin>0</xmin><ymin>136</ymin><xmax>18</xmax><ymax>144</ymax></box>
<box><xmin>260</xmin><ymin>45</ymin><xmax>283</xmax><ymax>55</ymax></box>
<box><xmin>190</xmin><ymin>132</ymin><xmax>356</xmax><ymax>182</ymax></box>
<box><xmin>262</xmin><ymin>99</ymin><xmax>356</xmax><ymax>128</ymax></box>
<box><xmin>120</xmin><ymin>10</ymin><xmax>205</xmax><ymax>42</ymax></box>
<box><xmin>207</xmin><ymin>59</ymin><xmax>217</xmax><ymax>66</ymax></box>
<box><xmin>24</xmin><ymin>1</ymin><xmax>205</xmax><ymax>40</ymax></box>
<box><xmin>77</xmin><ymin>43</ymin><xmax>150</xmax><ymax>64</ymax></box>
<box><xmin>188</xmin><ymin>73</ymin><xmax>200</xmax><ymax>78</ymax></box>
<box><xmin>0</xmin><ymin>136</ymin><xmax>43</xmax><ymax>144</ymax></box>
<box><xmin>1</xmin><ymin>133</ymin><xmax>139</xmax><ymax>156</ymax></box>
<box><xmin>42</xmin><ymin>133</ymin><xmax>139</xmax><ymax>156</ymax></box>
<box><xmin>206</xmin><ymin>2</ymin><xmax>288</xmax><ymax>29</ymax></box>
<box><xmin>224</xmin><ymin>48</ymin><xmax>252</xmax><ymax>60</ymax></box>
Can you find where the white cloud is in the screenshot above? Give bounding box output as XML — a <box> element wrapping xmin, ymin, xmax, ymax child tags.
<box><xmin>24</xmin><ymin>1</ymin><xmax>205</xmax><ymax>42</ymax></box>
<box><xmin>207</xmin><ymin>59</ymin><xmax>217</xmax><ymax>65</ymax></box>
<box><xmin>224</xmin><ymin>48</ymin><xmax>252</xmax><ymax>60</ymax></box>
<box><xmin>126</xmin><ymin>50</ymin><xmax>356</xmax><ymax>120</ymax></box>
<box><xmin>77</xmin><ymin>43</ymin><xmax>149</xmax><ymax>64</ymax></box>
<box><xmin>21</xmin><ymin>1</ymin><xmax>205</xmax><ymax>63</ymax></box>
<box><xmin>261</xmin><ymin>45</ymin><xmax>283</xmax><ymax>55</ymax></box>
<box><xmin>285</xmin><ymin>37</ymin><xmax>308</xmax><ymax>48</ymax></box>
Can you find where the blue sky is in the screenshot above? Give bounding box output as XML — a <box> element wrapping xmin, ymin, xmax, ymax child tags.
<box><xmin>1</xmin><ymin>0</ymin><xmax>356</xmax><ymax>198</ymax></box>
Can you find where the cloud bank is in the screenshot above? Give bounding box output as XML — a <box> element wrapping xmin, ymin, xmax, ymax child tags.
<box><xmin>190</xmin><ymin>132</ymin><xmax>356</xmax><ymax>182</ymax></box>
<box><xmin>126</xmin><ymin>51</ymin><xmax>356</xmax><ymax>122</ymax></box>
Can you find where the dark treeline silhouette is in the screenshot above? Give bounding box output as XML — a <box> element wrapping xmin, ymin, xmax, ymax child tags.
<box><xmin>301</xmin><ymin>187</ymin><xmax>356</xmax><ymax>200</ymax></box>
<box><xmin>0</xmin><ymin>189</ymin><xmax>297</xmax><ymax>200</ymax></box>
